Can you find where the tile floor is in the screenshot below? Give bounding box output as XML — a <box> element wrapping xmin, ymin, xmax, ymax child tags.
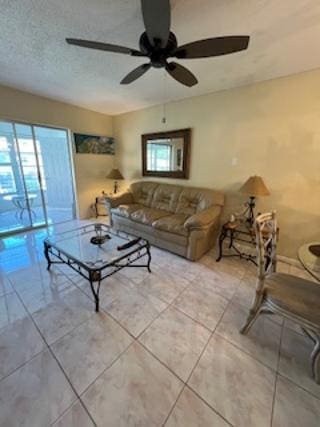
<box><xmin>0</xmin><ymin>220</ymin><xmax>320</xmax><ymax>426</ymax></box>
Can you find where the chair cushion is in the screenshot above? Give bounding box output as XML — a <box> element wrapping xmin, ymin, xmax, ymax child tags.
<box><xmin>112</xmin><ymin>204</ymin><xmax>143</xmax><ymax>219</ymax></box>
<box><xmin>265</xmin><ymin>273</ymin><xmax>320</xmax><ymax>326</ymax></box>
<box><xmin>131</xmin><ymin>207</ymin><xmax>171</xmax><ymax>225</ymax></box>
<box><xmin>152</xmin><ymin>214</ymin><xmax>189</xmax><ymax>236</ymax></box>
<box><xmin>151</xmin><ymin>184</ymin><xmax>182</xmax><ymax>213</ymax></box>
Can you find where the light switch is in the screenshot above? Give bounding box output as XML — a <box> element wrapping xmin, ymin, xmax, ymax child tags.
<box><xmin>232</xmin><ymin>157</ymin><xmax>238</xmax><ymax>166</ymax></box>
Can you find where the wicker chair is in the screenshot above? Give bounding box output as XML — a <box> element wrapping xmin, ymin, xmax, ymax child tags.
<box><xmin>240</xmin><ymin>212</ymin><xmax>320</xmax><ymax>383</ymax></box>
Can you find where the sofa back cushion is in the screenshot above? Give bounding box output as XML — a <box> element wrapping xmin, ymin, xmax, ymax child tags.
<box><xmin>130</xmin><ymin>182</ymin><xmax>159</xmax><ymax>207</ymax></box>
<box><xmin>151</xmin><ymin>184</ymin><xmax>182</xmax><ymax>213</ymax></box>
<box><xmin>176</xmin><ymin>187</ymin><xmax>224</xmax><ymax>215</ymax></box>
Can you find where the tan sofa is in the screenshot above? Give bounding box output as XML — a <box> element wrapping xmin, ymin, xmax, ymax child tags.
<box><xmin>105</xmin><ymin>181</ymin><xmax>224</xmax><ymax>261</ymax></box>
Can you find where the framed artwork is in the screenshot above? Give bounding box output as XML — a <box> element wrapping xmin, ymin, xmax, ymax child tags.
<box><xmin>74</xmin><ymin>133</ymin><xmax>115</xmax><ymax>155</ymax></box>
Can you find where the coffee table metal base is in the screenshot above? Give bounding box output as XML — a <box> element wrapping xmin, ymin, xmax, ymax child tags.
<box><xmin>43</xmin><ymin>240</ymin><xmax>152</xmax><ymax>312</ymax></box>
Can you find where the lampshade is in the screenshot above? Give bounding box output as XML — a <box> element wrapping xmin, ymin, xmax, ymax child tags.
<box><xmin>106</xmin><ymin>168</ymin><xmax>124</xmax><ymax>180</ymax></box>
<box><xmin>240</xmin><ymin>175</ymin><xmax>270</xmax><ymax>197</ymax></box>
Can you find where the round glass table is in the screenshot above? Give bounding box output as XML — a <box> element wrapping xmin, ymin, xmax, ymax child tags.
<box><xmin>298</xmin><ymin>242</ymin><xmax>320</xmax><ymax>282</ymax></box>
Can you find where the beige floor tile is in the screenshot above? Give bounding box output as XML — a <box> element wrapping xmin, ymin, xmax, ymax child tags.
<box><xmin>31</xmin><ymin>287</ymin><xmax>94</xmax><ymax>344</ymax></box>
<box><xmin>118</xmin><ymin>265</ymin><xmax>151</xmax><ymax>284</ymax></box>
<box><xmin>188</xmin><ymin>335</ymin><xmax>275</xmax><ymax>427</ymax></box>
<box><xmin>130</xmin><ymin>268</ymin><xmax>190</xmax><ymax>304</ymax></box>
<box><xmin>52</xmin><ymin>400</ymin><xmax>95</xmax><ymax>427</ymax></box>
<box><xmin>279</xmin><ymin>327</ymin><xmax>320</xmax><ymax>398</ymax></box>
<box><xmin>197</xmin><ymin>267</ymin><xmax>242</xmax><ymax>300</ymax></box>
<box><xmin>0</xmin><ymin>349</ymin><xmax>76</xmax><ymax>427</ymax></box>
<box><xmin>51</xmin><ymin>312</ymin><xmax>133</xmax><ymax>394</ymax></box>
<box><xmin>0</xmin><ymin>293</ymin><xmax>46</xmax><ymax>381</ymax></box>
<box><xmin>101</xmin><ymin>285</ymin><xmax>167</xmax><ymax>337</ymax></box>
<box><xmin>173</xmin><ymin>282</ymin><xmax>229</xmax><ymax>331</ymax></box>
<box><xmin>273</xmin><ymin>376</ymin><xmax>320</xmax><ymax>427</ymax></box>
<box><xmin>155</xmin><ymin>257</ymin><xmax>203</xmax><ymax>282</ymax></box>
<box><xmin>216</xmin><ymin>301</ymin><xmax>282</xmax><ymax>370</ymax></box>
<box><xmin>75</xmin><ymin>273</ymin><xmax>128</xmax><ymax>302</ymax></box>
<box><xmin>139</xmin><ymin>307</ymin><xmax>211</xmax><ymax>381</ymax></box>
<box><xmin>0</xmin><ymin>291</ymin><xmax>29</xmax><ymax>328</ymax></box>
<box><xmin>17</xmin><ymin>277</ymin><xmax>77</xmax><ymax>314</ymax></box>
<box><xmin>0</xmin><ymin>276</ymin><xmax>13</xmax><ymax>297</ymax></box>
<box><xmin>82</xmin><ymin>342</ymin><xmax>183</xmax><ymax>427</ymax></box>
<box><xmin>9</xmin><ymin>263</ymin><xmax>66</xmax><ymax>293</ymax></box>
<box><xmin>165</xmin><ymin>387</ymin><xmax>229</xmax><ymax>427</ymax></box>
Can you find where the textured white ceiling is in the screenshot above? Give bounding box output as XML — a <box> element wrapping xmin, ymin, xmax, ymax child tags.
<box><xmin>1</xmin><ymin>0</ymin><xmax>320</xmax><ymax>115</ymax></box>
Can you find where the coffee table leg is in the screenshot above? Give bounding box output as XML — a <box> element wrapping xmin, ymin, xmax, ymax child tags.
<box><xmin>44</xmin><ymin>242</ymin><xmax>52</xmax><ymax>270</ymax></box>
<box><xmin>89</xmin><ymin>272</ymin><xmax>101</xmax><ymax>312</ymax></box>
<box><xmin>146</xmin><ymin>243</ymin><xmax>152</xmax><ymax>273</ymax></box>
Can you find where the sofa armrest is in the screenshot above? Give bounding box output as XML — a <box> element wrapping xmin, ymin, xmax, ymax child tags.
<box><xmin>105</xmin><ymin>192</ymin><xmax>134</xmax><ymax>209</ymax></box>
<box><xmin>184</xmin><ymin>206</ymin><xmax>222</xmax><ymax>230</ymax></box>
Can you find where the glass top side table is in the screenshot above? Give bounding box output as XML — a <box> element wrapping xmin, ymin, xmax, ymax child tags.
<box><xmin>298</xmin><ymin>242</ymin><xmax>320</xmax><ymax>282</ymax></box>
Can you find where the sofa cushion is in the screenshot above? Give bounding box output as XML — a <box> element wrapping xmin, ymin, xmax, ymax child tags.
<box><xmin>131</xmin><ymin>207</ymin><xmax>170</xmax><ymax>225</ymax></box>
<box><xmin>130</xmin><ymin>182</ymin><xmax>159</xmax><ymax>207</ymax></box>
<box><xmin>112</xmin><ymin>203</ymin><xmax>143</xmax><ymax>219</ymax></box>
<box><xmin>112</xmin><ymin>215</ymin><xmax>188</xmax><ymax>248</ymax></box>
<box><xmin>151</xmin><ymin>184</ymin><xmax>182</xmax><ymax>212</ymax></box>
<box><xmin>152</xmin><ymin>214</ymin><xmax>189</xmax><ymax>236</ymax></box>
<box><xmin>176</xmin><ymin>187</ymin><xmax>224</xmax><ymax>215</ymax></box>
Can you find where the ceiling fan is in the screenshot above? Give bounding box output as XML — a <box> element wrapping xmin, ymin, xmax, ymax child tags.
<box><xmin>66</xmin><ymin>0</ymin><xmax>250</xmax><ymax>87</ymax></box>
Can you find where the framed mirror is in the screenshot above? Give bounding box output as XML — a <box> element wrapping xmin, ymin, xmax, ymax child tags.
<box><xmin>142</xmin><ymin>128</ymin><xmax>191</xmax><ymax>179</ymax></box>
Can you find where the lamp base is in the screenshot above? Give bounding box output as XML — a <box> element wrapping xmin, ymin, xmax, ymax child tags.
<box><xmin>244</xmin><ymin>196</ymin><xmax>256</xmax><ymax>227</ymax></box>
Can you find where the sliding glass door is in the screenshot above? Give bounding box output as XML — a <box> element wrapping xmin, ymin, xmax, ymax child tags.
<box><xmin>0</xmin><ymin>120</ymin><xmax>76</xmax><ymax>236</ymax></box>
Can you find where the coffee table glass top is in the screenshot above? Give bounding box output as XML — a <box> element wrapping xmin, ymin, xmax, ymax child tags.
<box><xmin>45</xmin><ymin>223</ymin><xmax>147</xmax><ymax>269</ymax></box>
<box><xmin>298</xmin><ymin>242</ymin><xmax>320</xmax><ymax>282</ymax></box>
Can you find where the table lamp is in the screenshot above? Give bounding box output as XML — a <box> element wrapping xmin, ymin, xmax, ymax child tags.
<box><xmin>240</xmin><ymin>175</ymin><xmax>270</xmax><ymax>226</ymax></box>
<box><xmin>106</xmin><ymin>168</ymin><xmax>124</xmax><ymax>194</ymax></box>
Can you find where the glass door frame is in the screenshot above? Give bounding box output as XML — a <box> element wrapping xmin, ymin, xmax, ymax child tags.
<box><xmin>0</xmin><ymin>118</ymin><xmax>78</xmax><ymax>237</ymax></box>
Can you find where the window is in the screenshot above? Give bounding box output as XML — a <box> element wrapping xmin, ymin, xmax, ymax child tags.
<box><xmin>0</xmin><ymin>165</ymin><xmax>16</xmax><ymax>194</ymax></box>
<box><xmin>0</xmin><ymin>136</ymin><xmax>16</xmax><ymax>194</ymax></box>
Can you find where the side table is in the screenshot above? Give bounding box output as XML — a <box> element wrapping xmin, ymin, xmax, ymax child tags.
<box><xmin>93</xmin><ymin>195</ymin><xmax>108</xmax><ymax>218</ymax></box>
<box><xmin>216</xmin><ymin>220</ymin><xmax>279</xmax><ymax>266</ymax></box>
<box><xmin>216</xmin><ymin>221</ymin><xmax>256</xmax><ymax>264</ymax></box>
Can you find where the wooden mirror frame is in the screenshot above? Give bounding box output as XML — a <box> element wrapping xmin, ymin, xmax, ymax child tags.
<box><xmin>142</xmin><ymin>128</ymin><xmax>191</xmax><ymax>179</ymax></box>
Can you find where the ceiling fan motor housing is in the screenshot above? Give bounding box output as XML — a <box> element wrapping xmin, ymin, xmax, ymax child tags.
<box><xmin>139</xmin><ymin>31</ymin><xmax>178</xmax><ymax>68</ymax></box>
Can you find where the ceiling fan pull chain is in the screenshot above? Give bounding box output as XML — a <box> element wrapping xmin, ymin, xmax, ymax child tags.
<box><xmin>162</xmin><ymin>70</ymin><xmax>167</xmax><ymax>124</ymax></box>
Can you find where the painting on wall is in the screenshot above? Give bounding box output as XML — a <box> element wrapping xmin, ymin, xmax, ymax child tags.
<box><xmin>74</xmin><ymin>133</ymin><xmax>115</xmax><ymax>155</ymax></box>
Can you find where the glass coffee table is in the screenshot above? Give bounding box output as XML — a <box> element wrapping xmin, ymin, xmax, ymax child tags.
<box><xmin>44</xmin><ymin>223</ymin><xmax>152</xmax><ymax>311</ymax></box>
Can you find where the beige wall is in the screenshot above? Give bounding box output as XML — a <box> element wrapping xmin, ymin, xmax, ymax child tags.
<box><xmin>0</xmin><ymin>84</ymin><xmax>114</xmax><ymax>218</ymax></box>
<box><xmin>113</xmin><ymin>69</ymin><xmax>320</xmax><ymax>258</ymax></box>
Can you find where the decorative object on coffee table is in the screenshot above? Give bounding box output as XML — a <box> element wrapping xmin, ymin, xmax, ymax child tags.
<box><xmin>240</xmin><ymin>175</ymin><xmax>270</xmax><ymax>226</ymax></box>
<box><xmin>44</xmin><ymin>223</ymin><xmax>151</xmax><ymax>312</ymax></box>
<box><xmin>106</xmin><ymin>168</ymin><xmax>124</xmax><ymax>194</ymax></box>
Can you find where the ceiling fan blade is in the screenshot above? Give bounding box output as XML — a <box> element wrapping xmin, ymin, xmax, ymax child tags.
<box><xmin>141</xmin><ymin>0</ymin><xmax>170</xmax><ymax>48</ymax></box>
<box><xmin>66</xmin><ymin>38</ymin><xmax>144</xmax><ymax>56</ymax></box>
<box><xmin>175</xmin><ymin>36</ymin><xmax>250</xmax><ymax>59</ymax></box>
<box><xmin>120</xmin><ymin>63</ymin><xmax>151</xmax><ymax>84</ymax></box>
<box><xmin>166</xmin><ymin>62</ymin><xmax>198</xmax><ymax>87</ymax></box>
